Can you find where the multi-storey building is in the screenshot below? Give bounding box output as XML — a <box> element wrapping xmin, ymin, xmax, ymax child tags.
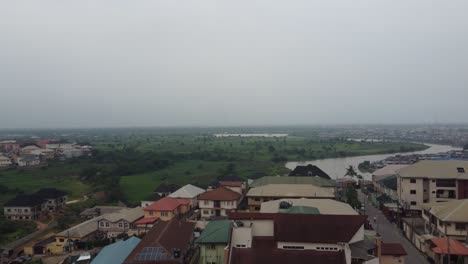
<box><xmin>397</xmin><ymin>160</ymin><xmax>468</xmax><ymax>212</ymax></box>
<box><xmin>422</xmin><ymin>199</ymin><xmax>468</xmax><ymax>241</ymax></box>
<box><xmin>197</xmin><ymin>187</ymin><xmax>241</xmax><ymax>219</ymax></box>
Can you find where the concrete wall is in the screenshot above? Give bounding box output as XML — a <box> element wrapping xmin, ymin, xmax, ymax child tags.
<box><xmin>231</xmin><ymin>227</ymin><xmax>252</xmax><ymax>248</ymax></box>
<box><xmin>199</xmin><ymin>244</ymin><xmax>227</xmax><ymax>264</ymax></box>
<box><xmin>380</xmin><ymin>255</ymin><xmax>405</xmax><ymax>264</ymax></box>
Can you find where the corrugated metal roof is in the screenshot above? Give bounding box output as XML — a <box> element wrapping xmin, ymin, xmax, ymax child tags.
<box><xmin>196</xmin><ymin>220</ymin><xmax>231</xmax><ymax>244</ymax></box>
<box><xmin>247</xmin><ymin>184</ymin><xmax>335</xmax><ymax>198</ymax></box>
<box><xmin>397</xmin><ymin>160</ymin><xmax>468</xmax><ymax>179</ymax></box>
<box><xmin>91</xmin><ymin>237</ymin><xmax>141</xmax><ymax>264</ymax></box>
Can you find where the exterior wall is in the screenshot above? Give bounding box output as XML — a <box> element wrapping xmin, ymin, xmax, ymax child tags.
<box><xmin>42</xmin><ymin>196</ymin><xmax>67</xmax><ymax>212</ymax></box>
<box><xmin>436</xmin><ymin>221</ymin><xmax>467</xmax><ymax>240</ymax></box>
<box><xmin>398</xmin><ymin>176</ymin><xmax>460</xmax><ymax>211</ymax></box>
<box><xmin>199</xmin><ymin>244</ymin><xmax>227</xmax><ymax>264</ymax></box>
<box><xmin>199</xmin><ymin>200</ymin><xmax>238</xmax><ymax>219</ymax></box>
<box><xmin>237</xmin><ymin>220</ymin><xmax>274</xmax><ymax>237</ymax></box>
<box><xmin>144</xmin><ymin>210</ymin><xmax>175</xmax><ymax>221</ymax></box>
<box><xmin>4</xmin><ymin>206</ymin><xmax>41</xmax><ymax>220</ymax></box>
<box><xmin>98</xmin><ymin>219</ymin><xmax>131</xmax><ymax>237</ymax></box>
<box><xmin>231</xmin><ymin>227</ymin><xmax>252</xmax><ymax>248</ymax></box>
<box><xmin>277</xmin><ymin>242</ymin><xmax>343</xmax><ymax>251</ymax></box>
<box><xmin>380</xmin><ymin>255</ymin><xmax>405</xmax><ymax>264</ymax></box>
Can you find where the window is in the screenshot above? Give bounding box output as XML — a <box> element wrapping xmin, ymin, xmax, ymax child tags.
<box><xmin>410</xmin><ymin>179</ymin><xmax>416</xmax><ymax>183</ymax></box>
<box><xmin>150</xmin><ymin>211</ymin><xmax>154</xmax><ymax>216</ymax></box>
<box><xmin>203</xmin><ymin>210</ymin><xmax>210</xmax><ymax>215</ymax></box>
<box><xmin>410</xmin><ymin>190</ymin><xmax>417</xmax><ymax>194</ymax></box>
<box><xmin>410</xmin><ymin>201</ymin><xmax>417</xmax><ymax>206</ymax></box>
<box><xmin>105</xmin><ymin>222</ymin><xmax>110</xmax><ymax>227</ymax></box>
<box><xmin>436</xmin><ymin>179</ymin><xmax>456</xmax><ymax>187</ymax></box>
<box><xmin>207</xmin><ymin>244</ymin><xmax>216</xmax><ymax>250</ymax></box>
<box><xmin>456</xmin><ymin>223</ymin><xmax>466</xmax><ymax>231</ymax></box>
<box><xmin>254</xmin><ymin>207</ymin><xmax>260</xmax><ymax>211</ymax></box>
<box><xmin>161</xmin><ymin>211</ymin><xmax>168</xmax><ymax>217</ymax></box>
<box><xmin>119</xmin><ymin>223</ymin><xmax>123</xmax><ymax>228</ymax></box>
<box><xmin>235</xmin><ymin>244</ymin><xmax>246</xmax><ymax>248</ymax></box>
<box><xmin>59</xmin><ymin>238</ymin><xmax>65</xmax><ymax>242</ymax></box>
<box><xmin>283</xmin><ymin>246</ymin><xmax>305</xmax><ymax>250</ymax></box>
<box><xmin>7</xmin><ymin>209</ymin><xmax>11</xmax><ymax>212</ymax></box>
<box><xmin>99</xmin><ymin>222</ymin><xmax>104</xmax><ymax>227</ymax></box>
<box><xmin>457</xmin><ymin>167</ymin><xmax>465</xmax><ymax>173</ymax></box>
<box><xmin>254</xmin><ymin>197</ymin><xmax>261</xmax><ymax>201</ymax></box>
<box><xmin>203</xmin><ymin>201</ymin><xmax>209</xmax><ymax>206</ymax></box>
<box><xmin>124</xmin><ymin>223</ymin><xmax>129</xmax><ymax>228</ymax></box>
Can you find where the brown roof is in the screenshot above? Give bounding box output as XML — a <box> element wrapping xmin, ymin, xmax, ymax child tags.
<box><xmin>228</xmin><ymin>212</ymin><xmax>277</xmax><ymax>220</ymax></box>
<box><xmin>274</xmin><ymin>214</ymin><xmax>367</xmax><ymax>244</ymax></box>
<box><xmin>230</xmin><ymin>247</ymin><xmax>346</xmax><ymax>264</ymax></box>
<box><xmin>219</xmin><ymin>181</ymin><xmax>243</xmax><ymax>187</ymax></box>
<box><xmin>197</xmin><ymin>187</ymin><xmax>241</xmax><ymax>201</ymax></box>
<box><xmin>381</xmin><ymin>243</ymin><xmax>407</xmax><ymax>256</ymax></box>
<box><xmin>124</xmin><ymin>220</ymin><xmax>196</xmax><ymax>264</ymax></box>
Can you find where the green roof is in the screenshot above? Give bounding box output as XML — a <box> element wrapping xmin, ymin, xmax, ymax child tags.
<box><xmin>284</xmin><ymin>206</ymin><xmax>320</xmax><ymax>215</ymax></box>
<box><xmin>91</xmin><ymin>236</ymin><xmax>141</xmax><ymax>264</ymax></box>
<box><xmin>196</xmin><ymin>220</ymin><xmax>232</xmax><ymax>244</ymax></box>
<box><xmin>250</xmin><ymin>176</ymin><xmax>336</xmax><ymax>188</ymax></box>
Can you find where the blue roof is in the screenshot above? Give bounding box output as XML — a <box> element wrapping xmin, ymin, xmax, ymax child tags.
<box><xmin>91</xmin><ymin>236</ymin><xmax>141</xmax><ymax>264</ymax></box>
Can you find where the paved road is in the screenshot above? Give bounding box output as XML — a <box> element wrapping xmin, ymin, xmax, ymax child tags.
<box><xmin>359</xmin><ymin>191</ymin><xmax>429</xmax><ymax>264</ymax></box>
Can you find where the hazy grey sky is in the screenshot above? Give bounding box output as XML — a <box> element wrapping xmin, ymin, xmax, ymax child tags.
<box><xmin>1</xmin><ymin>0</ymin><xmax>467</xmax><ymax>128</ymax></box>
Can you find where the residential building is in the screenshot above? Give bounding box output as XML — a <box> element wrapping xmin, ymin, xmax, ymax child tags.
<box><xmin>289</xmin><ymin>164</ymin><xmax>331</xmax><ymax>179</ymax></box>
<box><xmin>372</xmin><ymin>165</ymin><xmax>408</xmax><ymax>200</ymax></box>
<box><xmin>97</xmin><ymin>207</ymin><xmax>144</xmax><ymax>238</ymax></box>
<box><xmin>168</xmin><ymin>184</ymin><xmax>205</xmax><ymax>206</ymax></box>
<box><xmin>198</xmin><ymin>187</ymin><xmax>241</xmax><ymax>219</ymax></box>
<box><xmin>0</xmin><ymin>140</ymin><xmax>20</xmax><ymax>153</ymax></box>
<box><xmin>143</xmin><ymin>197</ymin><xmax>190</xmax><ymax>221</ymax></box>
<box><xmin>91</xmin><ymin>237</ymin><xmax>141</xmax><ymax>264</ymax></box>
<box><xmin>0</xmin><ymin>155</ymin><xmax>12</xmax><ymax>168</ymax></box>
<box><xmin>154</xmin><ymin>183</ymin><xmax>181</xmax><ymax>197</ymax></box>
<box><xmin>141</xmin><ymin>193</ymin><xmax>162</xmax><ymax>208</ymax></box>
<box><xmin>80</xmin><ymin>206</ymin><xmax>127</xmax><ymax>219</ymax></box>
<box><xmin>3</xmin><ymin>188</ymin><xmax>67</xmax><ymax>220</ymax></box>
<box><xmin>35</xmin><ymin>188</ymin><xmax>68</xmax><ymax>212</ymax></box>
<box><xmin>422</xmin><ymin>199</ymin><xmax>468</xmax><ymax>241</ymax></box>
<box><xmin>397</xmin><ymin>160</ymin><xmax>468</xmax><ymax>212</ymax></box>
<box><xmin>124</xmin><ymin>220</ymin><xmax>196</xmax><ymax>264</ymax></box>
<box><xmin>21</xmin><ymin>145</ymin><xmax>41</xmax><ymax>154</ymax></box>
<box><xmin>227</xmin><ymin>212</ymin><xmax>368</xmax><ymax>264</ymax></box>
<box><xmin>196</xmin><ymin>220</ymin><xmax>231</xmax><ymax>264</ymax></box>
<box><xmin>51</xmin><ymin>217</ymin><xmax>102</xmax><ymax>253</ymax></box>
<box><xmin>427</xmin><ymin>238</ymin><xmax>468</xmax><ymax>264</ymax></box>
<box><xmin>3</xmin><ymin>194</ymin><xmax>43</xmax><ymax>220</ymax></box>
<box><xmin>377</xmin><ymin>241</ymin><xmax>407</xmax><ymax>264</ymax></box>
<box><xmin>260</xmin><ymin>198</ymin><xmax>358</xmax><ymax>215</ymax></box>
<box><xmin>219</xmin><ymin>181</ymin><xmax>246</xmax><ymax>194</ymax></box>
<box><xmin>250</xmin><ymin>176</ymin><xmax>336</xmax><ymax>188</ymax></box>
<box><xmin>16</xmin><ymin>154</ymin><xmax>41</xmax><ymax>167</ymax></box>
<box><xmin>246</xmin><ymin>184</ymin><xmax>336</xmax><ymax>211</ymax></box>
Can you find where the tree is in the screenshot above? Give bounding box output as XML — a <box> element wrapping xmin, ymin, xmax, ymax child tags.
<box><xmin>345</xmin><ymin>165</ymin><xmax>358</xmax><ymax>178</ymax></box>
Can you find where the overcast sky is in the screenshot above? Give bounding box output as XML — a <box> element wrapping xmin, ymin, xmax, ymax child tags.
<box><xmin>0</xmin><ymin>0</ymin><xmax>467</xmax><ymax>128</ymax></box>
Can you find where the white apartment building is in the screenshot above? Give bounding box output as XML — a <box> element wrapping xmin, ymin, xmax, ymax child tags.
<box><xmin>397</xmin><ymin>160</ymin><xmax>468</xmax><ymax>212</ymax></box>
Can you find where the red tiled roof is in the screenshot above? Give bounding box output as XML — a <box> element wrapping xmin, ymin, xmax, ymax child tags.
<box><xmin>124</xmin><ymin>219</ymin><xmax>196</xmax><ymax>264</ymax></box>
<box><xmin>143</xmin><ymin>197</ymin><xmax>190</xmax><ymax>212</ymax></box>
<box><xmin>134</xmin><ymin>217</ymin><xmax>159</xmax><ymax>225</ymax></box>
<box><xmin>274</xmin><ymin>214</ymin><xmax>367</xmax><ymax>244</ymax></box>
<box><xmin>219</xmin><ymin>181</ymin><xmax>243</xmax><ymax>187</ymax></box>
<box><xmin>431</xmin><ymin>238</ymin><xmax>468</xmax><ymax>256</ymax></box>
<box><xmin>230</xmin><ymin>247</ymin><xmax>346</xmax><ymax>264</ymax></box>
<box><xmin>197</xmin><ymin>187</ymin><xmax>241</xmax><ymax>201</ymax></box>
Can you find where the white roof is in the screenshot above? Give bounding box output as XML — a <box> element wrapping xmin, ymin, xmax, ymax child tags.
<box><xmin>247</xmin><ymin>184</ymin><xmax>335</xmax><ymax>198</ymax></box>
<box><xmin>169</xmin><ymin>184</ymin><xmax>205</xmax><ymax>199</ymax></box>
<box><xmin>373</xmin><ymin>165</ymin><xmax>409</xmax><ymax>179</ymax></box>
<box><xmin>260</xmin><ymin>198</ymin><xmax>357</xmax><ymax>215</ymax></box>
<box><xmin>421</xmin><ymin>199</ymin><xmax>468</xmax><ymax>222</ymax></box>
<box><xmin>398</xmin><ymin>160</ymin><xmax>468</xmax><ymax>179</ymax></box>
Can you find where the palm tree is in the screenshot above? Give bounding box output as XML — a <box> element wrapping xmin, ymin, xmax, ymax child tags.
<box><xmin>345</xmin><ymin>165</ymin><xmax>358</xmax><ymax>178</ymax></box>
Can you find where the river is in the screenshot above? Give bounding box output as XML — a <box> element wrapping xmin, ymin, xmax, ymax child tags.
<box><xmin>285</xmin><ymin>143</ymin><xmax>462</xmax><ymax>180</ymax></box>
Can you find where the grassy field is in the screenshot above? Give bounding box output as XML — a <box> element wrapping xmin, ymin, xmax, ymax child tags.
<box><xmin>0</xmin><ymin>134</ymin><xmax>428</xmax><ymax>205</ymax></box>
<box><xmin>0</xmin><ymin>163</ymin><xmax>92</xmax><ymax>205</ymax></box>
<box><xmin>120</xmin><ymin>160</ymin><xmax>288</xmax><ymax>202</ymax></box>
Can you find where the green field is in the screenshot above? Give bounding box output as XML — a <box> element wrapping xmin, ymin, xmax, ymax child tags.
<box><xmin>120</xmin><ymin>160</ymin><xmax>288</xmax><ymax>202</ymax></box>
<box><xmin>0</xmin><ymin>134</ymin><xmax>428</xmax><ymax>206</ymax></box>
<box><xmin>0</xmin><ymin>163</ymin><xmax>92</xmax><ymax>205</ymax></box>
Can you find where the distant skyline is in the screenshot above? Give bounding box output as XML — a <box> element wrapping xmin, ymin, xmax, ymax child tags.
<box><xmin>1</xmin><ymin>0</ymin><xmax>468</xmax><ymax>129</ymax></box>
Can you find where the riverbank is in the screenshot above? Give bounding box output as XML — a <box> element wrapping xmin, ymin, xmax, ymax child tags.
<box><xmin>286</xmin><ymin>143</ymin><xmax>462</xmax><ymax>180</ymax></box>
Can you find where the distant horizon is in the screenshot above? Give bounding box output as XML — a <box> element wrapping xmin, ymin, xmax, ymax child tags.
<box><xmin>1</xmin><ymin>122</ymin><xmax>468</xmax><ymax>131</ymax></box>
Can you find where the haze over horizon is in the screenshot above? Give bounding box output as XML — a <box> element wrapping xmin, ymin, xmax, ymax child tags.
<box><xmin>1</xmin><ymin>0</ymin><xmax>468</xmax><ymax>129</ymax></box>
